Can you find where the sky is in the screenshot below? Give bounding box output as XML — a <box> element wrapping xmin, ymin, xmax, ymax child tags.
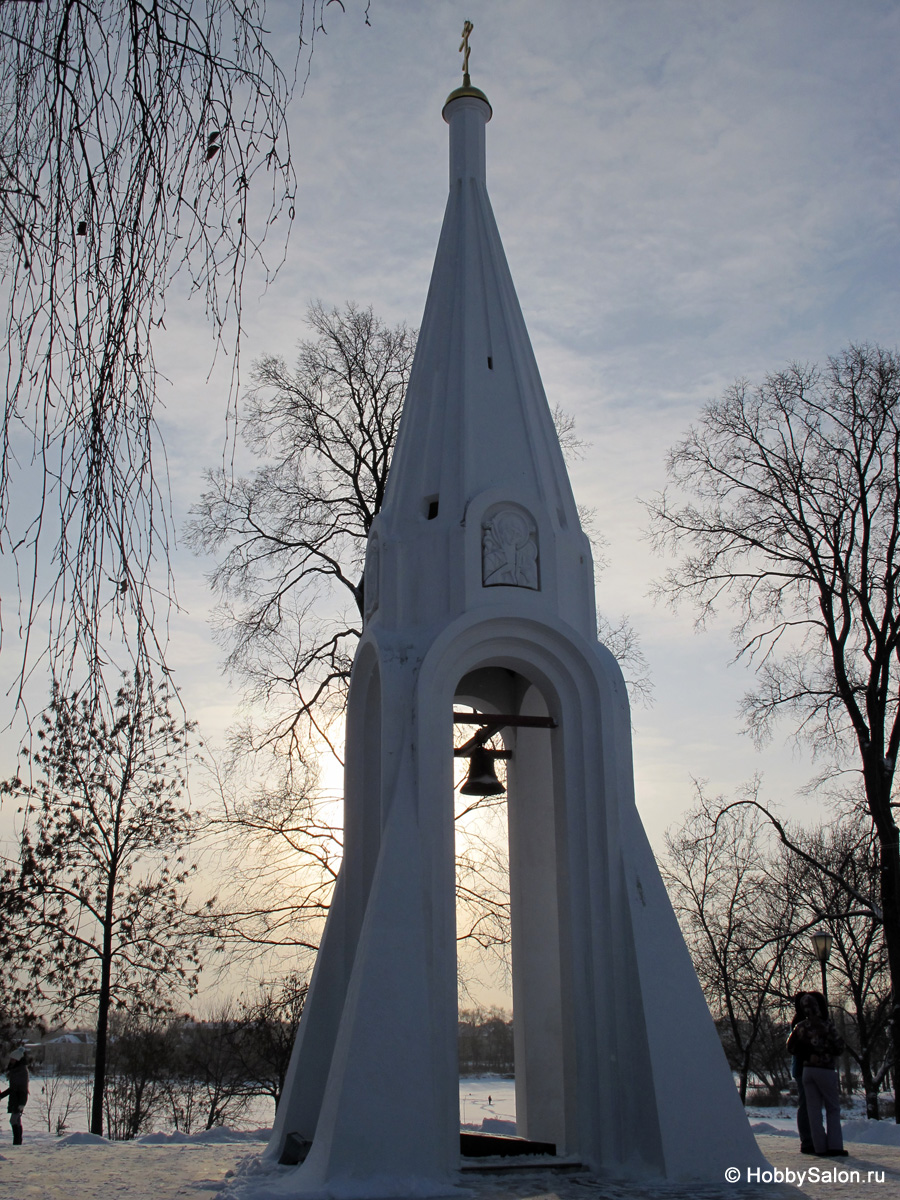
<box><xmin>2</xmin><ymin>0</ymin><xmax>899</xmax><ymax>1002</ymax></box>
<box><xmin>153</xmin><ymin>0</ymin><xmax>900</xmax><ymax>840</ymax></box>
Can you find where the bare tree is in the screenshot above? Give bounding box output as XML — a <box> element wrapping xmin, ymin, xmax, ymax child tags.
<box><xmin>666</xmin><ymin>783</ymin><xmax>893</xmax><ymax>1111</ymax></box>
<box><xmin>189</xmin><ymin>301</ymin><xmax>416</xmax><ymax>759</ymax></box>
<box><xmin>231</xmin><ymin>972</ymin><xmax>308</xmax><ymax>1110</ymax></box>
<box><xmin>165</xmin><ymin>1007</ymin><xmax>255</xmax><ymax>1133</ymax></box>
<box><xmin>203</xmin><ymin>752</ymin><xmax>340</xmax><ymax>956</ymax></box>
<box><xmin>457</xmin><ymin>1007</ymin><xmax>514</xmax><ymax>1076</ymax></box>
<box><xmin>203</xmin><ymin>735</ymin><xmax>514</xmax><ymax>971</ymax></box>
<box><xmin>187</xmin><ymin>302</ymin><xmax>413</xmax><ymax>952</ymax></box>
<box><xmin>778</xmin><ymin>813</ymin><xmax>891</xmax><ymax>1116</ymax></box>
<box><xmin>0</xmin><ymin>676</ymin><xmax>211</xmax><ymax>1136</ymax></box>
<box><xmin>663</xmin><ymin>784</ymin><xmax>801</xmax><ymax>1100</ymax></box>
<box><xmin>33</xmin><ymin>1066</ymin><xmax>77</xmax><ymax>1137</ymax></box>
<box><xmin>103</xmin><ymin>1011</ymin><xmax>171</xmax><ymax>1140</ymax></box>
<box><xmin>647</xmin><ymin>343</ymin><xmax>900</xmax><ymax>1114</ymax></box>
<box><xmin>0</xmin><ymin>0</ymin><xmax>369</xmax><ymax>706</ymax></box>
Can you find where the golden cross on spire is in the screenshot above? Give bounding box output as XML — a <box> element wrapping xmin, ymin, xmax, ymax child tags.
<box><xmin>459</xmin><ymin>20</ymin><xmax>473</xmax><ymax>85</ymax></box>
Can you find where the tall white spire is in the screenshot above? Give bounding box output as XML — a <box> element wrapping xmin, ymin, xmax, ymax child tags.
<box><xmin>373</xmin><ymin>78</ymin><xmax>596</xmax><ymax>637</ymax></box>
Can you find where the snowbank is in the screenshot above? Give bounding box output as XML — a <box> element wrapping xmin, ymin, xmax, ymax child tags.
<box><xmin>749</xmin><ymin>1121</ymin><xmax>796</xmax><ymax>1137</ymax></box>
<box><xmin>137</xmin><ymin>1127</ymin><xmax>272</xmax><ymax>1146</ymax></box>
<box><xmin>56</xmin><ymin>1131</ymin><xmax>111</xmax><ymax>1146</ymax></box>
<box><xmin>751</xmin><ymin>1116</ymin><xmax>900</xmax><ymax>1148</ymax></box>
<box><xmin>841</xmin><ymin>1118</ymin><xmax>900</xmax><ymax>1147</ymax></box>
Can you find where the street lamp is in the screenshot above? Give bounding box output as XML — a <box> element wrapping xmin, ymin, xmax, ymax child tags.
<box><xmin>810</xmin><ymin>929</ymin><xmax>834</xmax><ymax>1005</ymax></box>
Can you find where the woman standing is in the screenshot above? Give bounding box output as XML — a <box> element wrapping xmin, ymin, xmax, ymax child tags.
<box><xmin>786</xmin><ymin>992</ymin><xmax>847</xmax><ymax>1157</ymax></box>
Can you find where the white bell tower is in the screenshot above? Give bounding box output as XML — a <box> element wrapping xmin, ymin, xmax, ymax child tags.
<box><xmin>262</xmin><ymin>47</ymin><xmax>766</xmax><ymax>1198</ymax></box>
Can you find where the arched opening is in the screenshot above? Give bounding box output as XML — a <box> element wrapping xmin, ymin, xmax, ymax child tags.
<box><xmin>453</xmin><ymin>664</ymin><xmax>573</xmax><ymax>1158</ymax></box>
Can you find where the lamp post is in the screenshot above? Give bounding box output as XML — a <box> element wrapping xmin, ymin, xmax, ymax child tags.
<box><xmin>810</xmin><ymin>929</ymin><xmax>834</xmax><ymax>1006</ymax></box>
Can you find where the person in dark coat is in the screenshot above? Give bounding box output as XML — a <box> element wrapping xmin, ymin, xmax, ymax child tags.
<box><xmin>0</xmin><ymin>1046</ymin><xmax>29</xmax><ymax>1144</ymax></box>
<box><xmin>786</xmin><ymin>992</ymin><xmax>847</xmax><ymax>1157</ymax></box>
<box><xmin>790</xmin><ymin>993</ymin><xmax>815</xmax><ymax>1154</ymax></box>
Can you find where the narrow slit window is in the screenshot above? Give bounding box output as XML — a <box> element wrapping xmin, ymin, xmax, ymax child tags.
<box><xmin>426</xmin><ymin>497</ymin><xmax>440</xmax><ymax>520</ymax></box>
<box><xmin>487</xmin><ymin>356</ymin><xmax>493</xmax><ymax>370</ymax></box>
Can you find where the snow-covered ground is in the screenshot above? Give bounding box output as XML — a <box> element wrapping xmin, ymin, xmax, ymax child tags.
<box><xmin>741</xmin><ymin>1093</ymin><xmax>900</xmax><ymax>1149</ymax></box>
<box><xmin>3</xmin><ymin>1080</ymin><xmax>900</xmax><ymax>1200</ymax></box>
<box><xmin>459</xmin><ymin>1076</ymin><xmax>515</xmax><ymax>1129</ymax></box>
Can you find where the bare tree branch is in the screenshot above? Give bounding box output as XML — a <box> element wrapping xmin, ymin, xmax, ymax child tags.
<box><xmin>0</xmin><ymin>0</ymin><xmax>369</xmax><ymax>708</ymax></box>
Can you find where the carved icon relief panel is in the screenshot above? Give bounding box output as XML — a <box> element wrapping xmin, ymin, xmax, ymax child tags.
<box><xmin>482</xmin><ymin>506</ymin><xmax>539</xmax><ymax>589</ymax></box>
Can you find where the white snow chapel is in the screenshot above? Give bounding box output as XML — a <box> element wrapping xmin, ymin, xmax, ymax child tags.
<box><xmin>262</xmin><ymin>35</ymin><xmax>765</xmax><ymax>1198</ymax></box>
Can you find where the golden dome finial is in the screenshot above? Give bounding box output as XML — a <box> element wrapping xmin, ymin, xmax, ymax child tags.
<box><xmin>443</xmin><ymin>18</ymin><xmax>490</xmax><ymax>114</ymax></box>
